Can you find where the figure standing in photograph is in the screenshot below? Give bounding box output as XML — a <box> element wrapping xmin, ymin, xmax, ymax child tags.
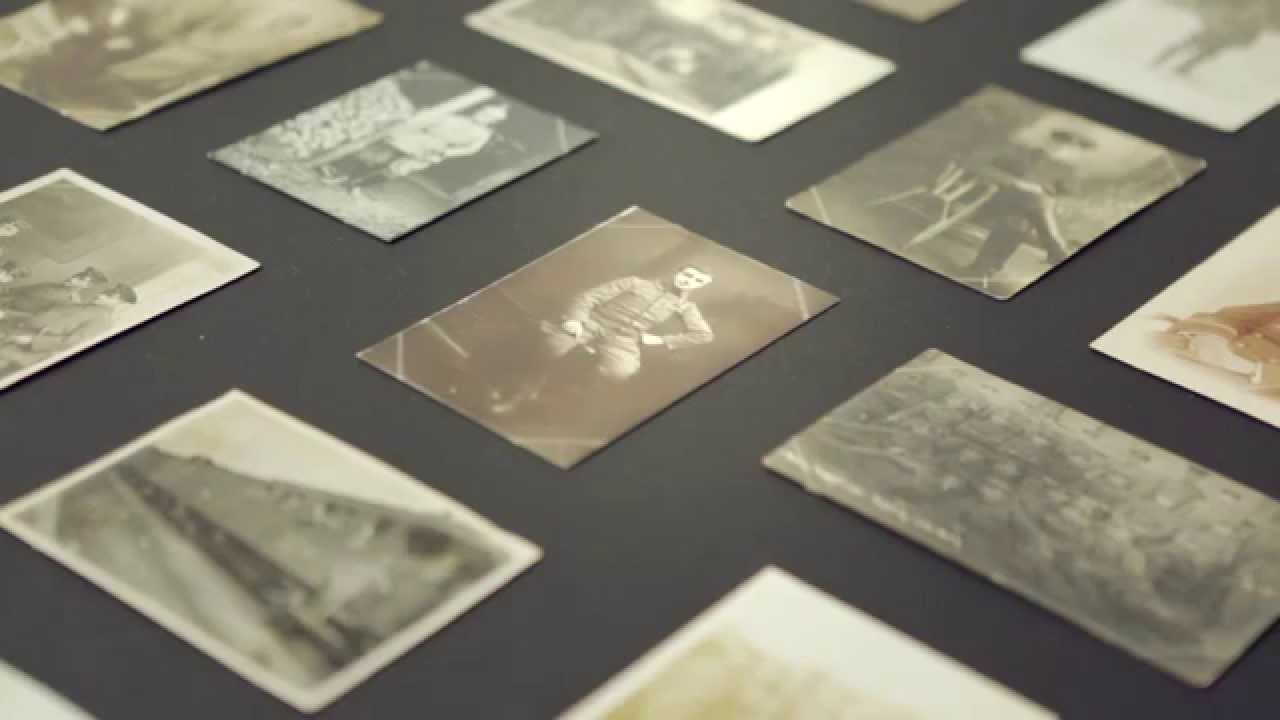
<box><xmin>1150</xmin><ymin>0</ymin><xmax>1278</xmax><ymax>75</ymax></box>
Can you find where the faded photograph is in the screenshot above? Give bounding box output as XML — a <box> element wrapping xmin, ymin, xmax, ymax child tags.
<box><xmin>360</xmin><ymin>207</ymin><xmax>837</xmax><ymax>469</ymax></box>
<box><xmin>765</xmin><ymin>350</ymin><xmax>1280</xmax><ymax>687</ymax></box>
<box><xmin>467</xmin><ymin>0</ymin><xmax>893</xmax><ymax>142</ymax></box>
<box><xmin>1024</xmin><ymin>0</ymin><xmax>1280</xmax><ymax>132</ymax></box>
<box><xmin>857</xmin><ymin>0</ymin><xmax>968</xmax><ymax>23</ymax></box>
<box><xmin>788</xmin><ymin>86</ymin><xmax>1204</xmax><ymax>299</ymax></box>
<box><xmin>213</xmin><ymin>60</ymin><xmax>596</xmax><ymax>242</ymax></box>
<box><xmin>0</xmin><ymin>0</ymin><xmax>381</xmax><ymax>130</ymax></box>
<box><xmin>562</xmin><ymin>567</ymin><xmax>1056</xmax><ymax>719</ymax></box>
<box><xmin>1</xmin><ymin>660</ymin><xmax>95</xmax><ymax>720</ymax></box>
<box><xmin>0</xmin><ymin>169</ymin><xmax>256</xmax><ymax>393</ymax></box>
<box><xmin>1095</xmin><ymin>207</ymin><xmax>1280</xmax><ymax>430</ymax></box>
<box><xmin>0</xmin><ymin>391</ymin><xmax>541</xmax><ymax>713</ymax></box>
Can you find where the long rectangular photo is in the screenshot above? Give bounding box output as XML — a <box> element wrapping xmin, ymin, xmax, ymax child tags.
<box><xmin>360</xmin><ymin>207</ymin><xmax>838</xmax><ymax>469</ymax></box>
<box><xmin>788</xmin><ymin>86</ymin><xmax>1204</xmax><ymax>299</ymax></box>
<box><xmin>765</xmin><ymin>349</ymin><xmax>1280</xmax><ymax>687</ymax></box>
<box><xmin>0</xmin><ymin>391</ymin><xmax>542</xmax><ymax>713</ymax></box>
<box><xmin>213</xmin><ymin>60</ymin><xmax>596</xmax><ymax>242</ymax></box>
<box><xmin>561</xmin><ymin>567</ymin><xmax>1056</xmax><ymax>719</ymax></box>
<box><xmin>1095</xmin><ymin>207</ymin><xmax>1280</xmax><ymax>430</ymax></box>
<box><xmin>467</xmin><ymin>0</ymin><xmax>894</xmax><ymax>142</ymax></box>
<box><xmin>0</xmin><ymin>0</ymin><xmax>382</xmax><ymax>130</ymax></box>
<box><xmin>0</xmin><ymin>169</ymin><xmax>257</xmax><ymax>392</ymax></box>
<box><xmin>1023</xmin><ymin>0</ymin><xmax>1280</xmax><ymax>132</ymax></box>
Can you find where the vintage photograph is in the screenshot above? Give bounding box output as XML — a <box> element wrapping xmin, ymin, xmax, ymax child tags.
<box><xmin>857</xmin><ymin>0</ymin><xmax>968</xmax><ymax>23</ymax></box>
<box><xmin>213</xmin><ymin>60</ymin><xmax>596</xmax><ymax>241</ymax></box>
<box><xmin>765</xmin><ymin>349</ymin><xmax>1280</xmax><ymax>687</ymax></box>
<box><xmin>1</xmin><ymin>660</ymin><xmax>95</xmax><ymax>720</ymax></box>
<box><xmin>788</xmin><ymin>86</ymin><xmax>1204</xmax><ymax>299</ymax></box>
<box><xmin>1023</xmin><ymin>0</ymin><xmax>1280</xmax><ymax>132</ymax></box>
<box><xmin>562</xmin><ymin>566</ymin><xmax>1056</xmax><ymax>719</ymax></box>
<box><xmin>359</xmin><ymin>207</ymin><xmax>837</xmax><ymax>469</ymax></box>
<box><xmin>0</xmin><ymin>169</ymin><xmax>256</xmax><ymax>392</ymax></box>
<box><xmin>466</xmin><ymin>0</ymin><xmax>894</xmax><ymax>142</ymax></box>
<box><xmin>1095</xmin><ymin>208</ymin><xmax>1280</xmax><ymax>430</ymax></box>
<box><xmin>0</xmin><ymin>391</ymin><xmax>541</xmax><ymax>713</ymax></box>
<box><xmin>0</xmin><ymin>0</ymin><xmax>381</xmax><ymax>130</ymax></box>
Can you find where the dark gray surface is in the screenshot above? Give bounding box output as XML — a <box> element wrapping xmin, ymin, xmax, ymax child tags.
<box><xmin>0</xmin><ymin>0</ymin><xmax>1276</xmax><ymax>717</ymax></box>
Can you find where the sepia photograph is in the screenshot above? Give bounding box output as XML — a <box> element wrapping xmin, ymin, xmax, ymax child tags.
<box><xmin>359</xmin><ymin>206</ymin><xmax>837</xmax><ymax>469</ymax></box>
<box><xmin>765</xmin><ymin>349</ymin><xmax>1280</xmax><ymax>687</ymax></box>
<box><xmin>788</xmin><ymin>86</ymin><xmax>1204</xmax><ymax>299</ymax></box>
<box><xmin>213</xmin><ymin>60</ymin><xmax>596</xmax><ymax>241</ymax></box>
<box><xmin>1</xmin><ymin>660</ymin><xmax>95</xmax><ymax>720</ymax></box>
<box><xmin>561</xmin><ymin>566</ymin><xmax>1057</xmax><ymax>719</ymax></box>
<box><xmin>1095</xmin><ymin>207</ymin><xmax>1280</xmax><ymax>430</ymax></box>
<box><xmin>857</xmin><ymin>0</ymin><xmax>968</xmax><ymax>23</ymax></box>
<box><xmin>1023</xmin><ymin>0</ymin><xmax>1280</xmax><ymax>132</ymax></box>
<box><xmin>0</xmin><ymin>0</ymin><xmax>382</xmax><ymax>130</ymax></box>
<box><xmin>0</xmin><ymin>169</ymin><xmax>257</xmax><ymax>393</ymax></box>
<box><xmin>466</xmin><ymin>0</ymin><xmax>894</xmax><ymax>142</ymax></box>
<box><xmin>0</xmin><ymin>391</ymin><xmax>541</xmax><ymax>713</ymax></box>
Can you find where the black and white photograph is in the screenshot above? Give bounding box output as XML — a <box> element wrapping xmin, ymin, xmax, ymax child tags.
<box><xmin>1</xmin><ymin>660</ymin><xmax>95</xmax><ymax>720</ymax></box>
<box><xmin>765</xmin><ymin>349</ymin><xmax>1280</xmax><ymax>687</ymax></box>
<box><xmin>359</xmin><ymin>207</ymin><xmax>837</xmax><ymax>469</ymax></box>
<box><xmin>857</xmin><ymin>0</ymin><xmax>968</xmax><ymax>23</ymax></box>
<box><xmin>561</xmin><ymin>566</ymin><xmax>1056</xmax><ymax>719</ymax></box>
<box><xmin>0</xmin><ymin>0</ymin><xmax>382</xmax><ymax>130</ymax></box>
<box><xmin>0</xmin><ymin>169</ymin><xmax>257</xmax><ymax>392</ymax></box>
<box><xmin>788</xmin><ymin>86</ymin><xmax>1204</xmax><ymax>299</ymax></box>
<box><xmin>1023</xmin><ymin>0</ymin><xmax>1280</xmax><ymax>132</ymax></box>
<box><xmin>213</xmin><ymin>60</ymin><xmax>596</xmax><ymax>242</ymax></box>
<box><xmin>466</xmin><ymin>0</ymin><xmax>894</xmax><ymax>142</ymax></box>
<box><xmin>0</xmin><ymin>391</ymin><xmax>541</xmax><ymax>713</ymax></box>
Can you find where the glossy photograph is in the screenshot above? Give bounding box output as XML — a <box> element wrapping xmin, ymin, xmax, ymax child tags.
<box><xmin>788</xmin><ymin>86</ymin><xmax>1203</xmax><ymax>299</ymax></box>
<box><xmin>466</xmin><ymin>0</ymin><xmax>894</xmax><ymax>142</ymax></box>
<box><xmin>360</xmin><ymin>207</ymin><xmax>837</xmax><ymax>469</ymax></box>
<box><xmin>213</xmin><ymin>60</ymin><xmax>596</xmax><ymax>241</ymax></box>
<box><xmin>765</xmin><ymin>349</ymin><xmax>1280</xmax><ymax>686</ymax></box>
<box><xmin>0</xmin><ymin>391</ymin><xmax>541</xmax><ymax>713</ymax></box>
<box><xmin>0</xmin><ymin>169</ymin><xmax>257</xmax><ymax>393</ymax></box>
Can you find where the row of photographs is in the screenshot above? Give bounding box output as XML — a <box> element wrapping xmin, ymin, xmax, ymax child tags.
<box><xmin>4</xmin><ymin>345</ymin><xmax>1280</xmax><ymax>714</ymax></box>
<box><xmin>0</xmin><ymin>0</ymin><xmax>1277</xmax><ymax>136</ymax></box>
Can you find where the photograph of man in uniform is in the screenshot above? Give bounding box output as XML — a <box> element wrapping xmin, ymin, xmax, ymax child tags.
<box><xmin>360</xmin><ymin>207</ymin><xmax>836</xmax><ymax>468</ymax></box>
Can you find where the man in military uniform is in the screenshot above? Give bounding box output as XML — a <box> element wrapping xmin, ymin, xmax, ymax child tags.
<box><xmin>492</xmin><ymin>265</ymin><xmax>715</xmax><ymax>414</ymax></box>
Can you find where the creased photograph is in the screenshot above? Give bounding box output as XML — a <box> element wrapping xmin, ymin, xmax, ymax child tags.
<box><xmin>765</xmin><ymin>349</ymin><xmax>1280</xmax><ymax>687</ymax></box>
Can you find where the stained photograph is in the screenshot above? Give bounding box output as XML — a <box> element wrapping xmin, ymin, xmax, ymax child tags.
<box><xmin>0</xmin><ymin>391</ymin><xmax>541</xmax><ymax>713</ymax></box>
<box><xmin>788</xmin><ymin>86</ymin><xmax>1204</xmax><ymax>300</ymax></box>
<box><xmin>1024</xmin><ymin>0</ymin><xmax>1280</xmax><ymax>132</ymax></box>
<box><xmin>562</xmin><ymin>567</ymin><xmax>1056</xmax><ymax>719</ymax></box>
<box><xmin>213</xmin><ymin>60</ymin><xmax>596</xmax><ymax>241</ymax></box>
<box><xmin>1</xmin><ymin>660</ymin><xmax>95</xmax><ymax>720</ymax></box>
<box><xmin>857</xmin><ymin>0</ymin><xmax>968</xmax><ymax>23</ymax></box>
<box><xmin>1095</xmin><ymin>207</ymin><xmax>1280</xmax><ymax>430</ymax></box>
<box><xmin>765</xmin><ymin>349</ymin><xmax>1280</xmax><ymax>687</ymax></box>
<box><xmin>0</xmin><ymin>169</ymin><xmax>256</xmax><ymax>392</ymax></box>
<box><xmin>0</xmin><ymin>0</ymin><xmax>382</xmax><ymax>130</ymax></box>
<box><xmin>360</xmin><ymin>207</ymin><xmax>837</xmax><ymax>469</ymax></box>
<box><xmin>467</xmin><ymin>0</ymin><xmax>894</xmax><ymax>142</ymax></box>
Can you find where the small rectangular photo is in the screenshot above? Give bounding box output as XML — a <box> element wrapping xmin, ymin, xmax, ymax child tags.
<box><xmin>1094</xmin><ymin>207</ymin><xmax>1280</xmax><ymax>430</ymax></box>
<box><xmin>857</xmin><ymin>0</ymin><xmax>968</xmax><ymax>23</ymax></box>
<box><xmin>0</xmin><ymin>0</ymin><xmax>381</xmax><ymax>131</ymax></box>
<box><xmin>1</xmin><ymin>660</ymin><xmax>95</xmax><ymax>720</ymax></box>
<box><xmin>0</xmin><ymin>169</ymin><xmax>257</xmax><ymax>393</ymax></box>
<box><xmin>0</xmin><ymin>391</ymin><xmax>541</xmax><ymax>713</ymax></box>
<box><xmin>787</xmin><ymin>86</ymin><xmax>1204</xmax><ymax>299</ymax></box>
<box><xmin>561</xmin><ymin>566</ymin><xmax>1057</xmax><ymax>719</ymax></box>
<box><xmin>466</xmin><ymin>0</ymin><xmax>894</xmax><ymax>142</ymax></box>
<box><xmin>1023</xmin><ymin>0</ymin><xmax>1280</xmax><ymax>132</ymax></box>
<box><xmin>360</xmin><ymin>207</ymin><xmax>837</xmax><ymax>469</ymax></box>
<box><xmin>213</xmin><ymin>60</ymin><xmax>596</xmax><ymax>242</ymax></box>
<box><xmin>765</xmin><ymin>349</ymin><xmax>1280</xmax><ymax>687</ymax></box>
